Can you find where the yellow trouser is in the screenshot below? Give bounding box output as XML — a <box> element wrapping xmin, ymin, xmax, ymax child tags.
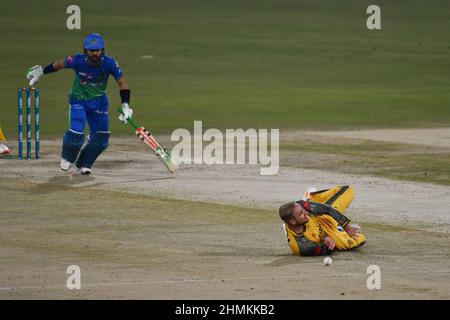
<box><xmin>308</xmin><ymin>186</ymin><xmax>365</xmax><ymax>250</ymax></box>
<box><xmin>309</xmin><ymin>185</ymin><xmax>354</xmax><ymax>213</ymax></box>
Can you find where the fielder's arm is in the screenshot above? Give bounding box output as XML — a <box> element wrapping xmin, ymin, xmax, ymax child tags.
<box><xmin>296</xmin><ymin>236</ymin><xmax>334</xmax><ymax>256</ymax></box>
<box><xmin>296</xmin><ymin>200</ymin><xmax>351</xmax><ymax>227</ymax></box>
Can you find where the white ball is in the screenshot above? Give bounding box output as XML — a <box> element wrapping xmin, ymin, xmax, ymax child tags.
<box><xmin>323</xmin><ymin>257</ymin><xmax>332</xmax><ymax>266</ymax></box>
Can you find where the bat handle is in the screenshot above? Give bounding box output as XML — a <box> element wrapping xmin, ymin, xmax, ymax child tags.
<box><xmin>117</xmin><ymin>106</ymin><xmax>139</xmax><ymax>130</ymax></box>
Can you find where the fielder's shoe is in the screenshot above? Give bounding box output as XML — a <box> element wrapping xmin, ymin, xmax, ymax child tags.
<box><xmin>60</xmin><ymin>158</ymin><xmax>72</xmax><ymax>171</ymax></box>
<box><xmin>302</xmin><ymin>187</ymin><xmax>318</xmax><ymax>201</ymax></box>
<box><xmin>78</xmin><ymin>167</ymin><xmax>92</xmax><ymax>175</ymax></box>
<box><xmin>0</xmin><ymin>142</ymin><xmax>10</xmax><ymax>155</ymax></box>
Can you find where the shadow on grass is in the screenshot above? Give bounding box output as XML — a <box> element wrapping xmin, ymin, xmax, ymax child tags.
<box><xmin>27</xmin><ymin>174</ymin><xmax>96</xmax><ymax>195</ymax></box>
<box><xmin>27</xmin><ymin>173</ymin><xmax>176</xmax><ymax>195</ymax></box>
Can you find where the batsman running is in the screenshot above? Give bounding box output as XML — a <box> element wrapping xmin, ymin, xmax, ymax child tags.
<box><xmin>279</xmin><ymin>185</ymin><xmax>366</xmax><ymax>256</ymax></box>
<box><xmin>25</xmin><ymin>33</ymin><xmax>133</xmax><ymax>174</ymax></box>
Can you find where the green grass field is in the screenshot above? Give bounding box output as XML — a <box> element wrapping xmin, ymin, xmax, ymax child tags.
<box><xmin>2</xmin><ymin>176</ymin><xmax>449</xmax><ymax>299</ymax></box>
<box><xmin>282</xmin><ymin>138</ymin><xmax>450</xmax><ymax>186</ymax></box>
<box><xmin>2</xmin><ymin>2</ymin><xmax>450</xmax><ymax>301</ymax></box>
<box><xmin>1</xmin><ymin>0</ymin><xmax>449</xmax><ymax>137</ymax></box>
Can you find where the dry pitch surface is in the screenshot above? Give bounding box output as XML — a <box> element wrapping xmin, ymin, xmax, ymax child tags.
<box><xmin>0</xmin><ymin>128</ymin><xmax>449</xmax><ymax>299</ymax></box>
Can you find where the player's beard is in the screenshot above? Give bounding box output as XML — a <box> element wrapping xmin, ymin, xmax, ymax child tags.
<box><xmin>88</xmin><ymin>54</ymin><xmax>101</xmax><ymax>65</ymax></box>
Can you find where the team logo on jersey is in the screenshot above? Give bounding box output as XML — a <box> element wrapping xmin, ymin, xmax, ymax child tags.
<box><xmin>78</xmin><ymin>72</ymin><xmax>94</xmax><ymax>79</ymax></box>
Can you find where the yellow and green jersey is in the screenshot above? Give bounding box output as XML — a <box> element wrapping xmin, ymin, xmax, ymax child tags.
<box><xmin>284</xmin><ymin>186</ymin><xmax>366</xmax><ymax>256</ymax></box>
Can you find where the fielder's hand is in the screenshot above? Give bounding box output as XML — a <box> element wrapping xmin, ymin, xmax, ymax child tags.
<box><xmin>344</xmin><ymin>223</ymin><xmax>361</xmax><ymax>240</ymax></box>
<box><xmin>324</xmin><ymin>237</ymin><xmax>336</xmax><ymax>250</ymax></box>
<box><xmin>26</xmin><ymin>65</ymin><xmax>43</xmax><ymax>87</ymax></box>
<box><xmin>118</xmin><ymin>103</ymin><xmax>133</xmax><ymax>124</ymax></box>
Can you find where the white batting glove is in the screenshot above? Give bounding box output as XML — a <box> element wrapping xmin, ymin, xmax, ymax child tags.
<box><xmin>26</xmin><ymin>65</ymin><xmax>43</xmax><ymax>87</ymax></box>
<box><xmin>118</xmin><ymin>103</ymin><xmax>133</xmax><ymax>124</ymax></box>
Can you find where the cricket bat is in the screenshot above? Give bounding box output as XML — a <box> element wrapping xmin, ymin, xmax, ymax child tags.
<box><xmin>118</xmin><ymin>107</ymin><xmax>179</xmax><ymax>173</ymax></box>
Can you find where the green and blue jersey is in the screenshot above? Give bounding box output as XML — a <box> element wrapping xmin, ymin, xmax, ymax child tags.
<box><xmin>64</xmin><ymin>54</ymin><xmax>124</xmax><ymax>100</ymax></box>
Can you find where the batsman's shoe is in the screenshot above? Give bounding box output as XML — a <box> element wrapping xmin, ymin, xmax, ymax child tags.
<box><xmin>0</xmin><ymin>142</ymin><xmax>10</xmax><ymax>155</ymax></box>
<box><xmin>78</xmin><ymin>167</ymin><xmax>92</xmax><ymax>175</ymax></box>
<box><xmin>60</xmin><ymin>158</ymin><xmax>72</xmax><ymax>171</ymax></box>
<box><xmin>302</xmin><ymin>187</ymin><xmax>318</xmax><ymax>201</ymax></box>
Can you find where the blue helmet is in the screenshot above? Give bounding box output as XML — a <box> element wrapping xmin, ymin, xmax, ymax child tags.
<box><xmin>83</xmin><ymin>33</ymin><xmax>104</xmax><ymax>50</ymax></box>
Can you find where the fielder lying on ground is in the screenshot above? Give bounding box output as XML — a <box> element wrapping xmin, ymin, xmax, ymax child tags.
<box><xmin>279</xmin><ymin>185</ymin><xmax>366</xmax><ymax>256</ymax></box>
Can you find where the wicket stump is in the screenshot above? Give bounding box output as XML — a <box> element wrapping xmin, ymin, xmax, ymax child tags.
<box><xmin>18</xmin><ymin>87</ymin><xmax>40</xmax><ymax>159</ymax></box>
